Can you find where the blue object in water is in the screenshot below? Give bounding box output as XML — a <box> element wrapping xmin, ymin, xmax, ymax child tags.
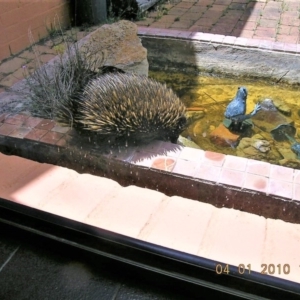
<box><xmin>224</xmin><ymin>86</ymin><xmax>261</xmax><ymax>131</ymax></box>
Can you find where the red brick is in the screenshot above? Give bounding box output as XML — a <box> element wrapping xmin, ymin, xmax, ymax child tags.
<box><xmin>0</xmin><ymin>45</ymin><xmax>10</xmax><ymax>61</ymax></box>
<box><xmin>1</xmin><ymin>7</ymin><xmax>23</xmax><ymax>27</ymax></box>
<box><xmin>35</xmin><ymin>119</ymin><xmax>56</xmax><ymax>130</ymax></box>
<box><xmin>4</xmin><ymin>114</ymin><xmax>29</xmax><ymax>126</ymax></box>
<box><xmin>151</xmin><ymin>157</ymin><xmax>176</xmax><ymax>172</ymax></box>
<box><xmin>40</xmin><ymin>131</ymin><xmax>64</xmax><ymax>145</ymax></box>
<box><xmin>0</xmin><ymin>123</ymin><xmax>19</xmax><ymax>135</ymax></box>
<box><xmin>8</xmin><ymin>35</ymin><xmax>30</xmax><ymax>56</ymax></box>
<box><xmin>0</xmin><ymin>2</ymin><xmax>20</xmax><ymax>14</ymax></box>
<box><xmin>24</xmin><ymin>128</ymin><xmax>48</xmax><ymax>141</ymax></box>
<box><xmin>0</xmin><ymin>29</ymin><xmax>8</xmax><ymax>47</ymax></box>
<box><xmin>9</xmin><ymin>126</ymin><xmax>32</xmax><ymax>139</ymax></box>
<box><xmin>219</xmin><ymin>168</ymin><xmax>245</xmax><ymax>188</ymax></box>
<box><xmin>254</xmin><ymin>28</ymin><xmax>276</xmax><ymax>38</ymax></box>
<box><xmin>2</xmin><ymin>23</ymin><xmax>25</xmax><ymax>45</ymax></box>
<box><xmin>23</xmin><ymin>117</ymin><xmax>44</xmax><ymax>128</ymax></box>
<box><xmin>203</xmin><ymin>151</ymin><xmax>226</xmax><ymax>167</ymax></box>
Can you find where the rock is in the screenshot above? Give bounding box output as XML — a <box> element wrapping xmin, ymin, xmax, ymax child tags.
<box><xmin>185</xmin><ymin>110</ymin><xmax>205</xmax><ymax>126</ymax></box>
<box><xmin>279</xmin><ymin>158</ymin><xmax>300</xmax><ymax>169</ymax></box>
<box><xmin>252</xmin><ymin>98</ymin><xmax>294</xmax><ymax>136</ymax></box>
<box><xmin>236</xmin><ymin>136</ymin><xmax>280</xmax><ymax>161</ymax></box>
<box><xmin>177</xmin><ymin>135</ymin><xmax>201</xmax><ymax>149</ymax></box>
<box><xmin>252</xmin><ymin>140</ymin><xmax>270</xmax><ymax>153</ymax></box>
<box><xmin>77</xmin><ymin>20</ymin><xmax>148</xmax><ymax>76</ymax></box>
<box><xmin>209</xmin><ymin>123</ymin><xmax>240</xmax><ymax>147</ymax></box>
<box><xmin>272</xmin><ymin>98</ymin><xmax>291</xmax><ymax>116</ymax></box>
<box><xmin>277</xmin><ymin>147</ymin><xmax>297</xmax><ymax>160</ymax></box>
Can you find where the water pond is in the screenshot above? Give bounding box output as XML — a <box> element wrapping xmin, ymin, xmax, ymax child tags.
<box><xmin>150</xmin><ymin>71</ymin><xmax>300</xmax><ymax>168</ymax></box>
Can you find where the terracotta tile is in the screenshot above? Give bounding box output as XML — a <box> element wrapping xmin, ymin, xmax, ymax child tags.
<box><xmin>200</xmin><ymin>33</ymin><xmax>216</xmax><ymax>42</ymax></box>
<box><xmin>259</xmin><ymin>40</ymin><xmax>274</xmax><ymax>50</ymax></box>
<box><xmin>270</xmin><ymin>164</ymin><xmax>294</xmax><ymax>182</ymax></box>
<box><xmin>223</xmin><ymin>35</ymin><xmax>237</xmax><ymax>45</ymax></box>
<box><xmin>56</xmin><ymin>135</ymin><xmax>72</xmax><ymax>147</ymax></box>
<box><xmin>189</xmin><ymin>32</ymin><xmax>204</xmax><ymax>40</ymax></box>
<box><xmin>179</xmin><ymin>147</ymin><xmax>204</xmax><ymax>162</ymax></box>
<box><xmin>268</xmin><ymin>179</ymin><xmax>293</xmax><ymax>199</ymax></box>
<box><xmin>4</xmin><ymin>114</ymin><xmax>29</xmax><ymax>126</ymax></box>
<box><xmin>235</xmin><ymin>37</ymin><xmax>248</xmax><ymax>46</ymax></box>
<box><xmin>85</xmin><ymin>185</ymin><xmax>165</xmax><ymax>238</ymax></box>
<box><xmin>263</xmin><ymin>219</ymin><xmax>300</xmax><ymax>282</ymax></box>
<box><xmin>284</xmin><ymin>43</ymin><xmax>298</xmax><ymax>53</ymax></box>
<box><xmin>24</xmin><ymin>128</ymin><xmax>48</xmax><ymax>141</ymax></box>
<box><xmin>203</xmin><ymin>151</ymin><xmax>226</xmax><ymax>167</ymax></box>
<box><xmin>246</xmin><ymin>159</ymin><xmax>271</xmax><ymax>177</ymax></box>
<box><xmin>198</xmin><ymin>207</ymin><xmax>266</xmax><ymax>269</ymax></box>
<box><xmin>157</xmin><ymin>28</ymin><xmax>179</xmax><ymax>38</ymax></box>
<box><xmin>176</xmin><ymin>30</ymin><xmax>193</xmax><ymax>39</ymax></box>
<box><xmin>145</xmin><ymin>27</ymin><xmax>162</xmax><ymax>36</ymax></box>
<box><xmin>39</xmin><ymin>131</ymin><xmax>64</xmax><ymax>145</ymax></box>
<box><xmin>0</xmin><ymin>113</ymin><xmax>8</xmax><ymax>123</ymax></box>
<box><xmin>293</xmin><ymin>170</ymin><xmax>300</xmax><ymax>184</ymax></box>
<box><xmin>272</xmin><ymin>41</ymin><xmax>286</xmax><ymax>52</ymax></box>
<box><xmin>151</xmin><ymin>157</ymin><xmax>176</xmax><ymax>172</ymax></box>
<box><xmin>223</xmin><ymin>155</ymin><xmax>248</xmax><ymax>172</ymax></box>
<box><xmin>35</xmin><ymin>119</ymin><xmax>56</xmax><ymax>130</ymax></box>
<box><xmin>138</xmin><ymin>196</ymin><xmax>215</xmax><ymax>254</ymax></box>
<box><xmin>180</xmin><ymin>12</ymin><xmax>202</xmax><ymax>21</ymax></box>
<box><xmin>218</xmin><ymin>168</ymin><xmax>245</xmax><ymax>188</ymax></box>
<box><xmin>9</xmin><ymin>126</ymin><xmax>32</xmax><ymax>139</ymax></box>
<box><xmin>51</xmin><ymin>124</ymin><xmax>70</xmax><ymax>134</ymax></box>
<box><xmin>172</xmin><ymin>158</ymin><xmax>199</xmax><ymax>176</ymax></box>
<box><xmin>210</xmin><ymin>34</ymin><xmax>225</xmax><ymax>43</ymax></box>
<box><xmin>168</xmin><ymin>7</ymin><xmax>188</xmax><ymax>16</ymax></box>
<box><xmin>293</xmin><ymin>183</ymin><xmax>300</xmax><ymax>201</ymax></box>
<box><xmin>243</xmin><ymin>173</ymin><xmax>269</xmax><ymax>193</ymax></box>
<box><xmin>23</xmin><ymin>116</ymin><xmax>44</xmax><ymax>128</ymax></box>
<box><xmin>131</xmin><ymin>150</ymin><xmax>156</xmax><ymax>167</ymax></box>
<box><xmin>150</xmin><ymin>22</ymin><xmax>172</xmax><ymax>29</ymax></box>
<box><xmin>158</xmin><ymin>141</ymin><xmax>183</xmax><ymax>158</ymax></box>
<box><xmin>194</xmin><ymin>163</ymin><xmax>221</xmax><ymax>182</ymax></box>
<box><xmin>175</xmin><ymin>2</ymin><xmax>194</xmax><ymax>9</ymax></box>
<box><xmin>0</xmin><ymin>123</ymin><xmax>19</xmax><ymax>135</ymax></box>
<box><xmin>170</xmin><ymin>20</ymin><xmax>194</xmax><ymax>30</ymax></box>
<box><xmin>41</xmin><ymin>174</ymin><xmax>121</xmax><ymax>222</ymax></box>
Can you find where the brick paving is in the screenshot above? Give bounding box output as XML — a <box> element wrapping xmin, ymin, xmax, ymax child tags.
<box><xmin>0</xmin><ymin>0</ymin><xmax>300</xmax><ymax>90</ymax></box>
<box><xmin>136</xmin><ymin>0</ymin><xmax>300</xmax><ymax>43</ymax></box>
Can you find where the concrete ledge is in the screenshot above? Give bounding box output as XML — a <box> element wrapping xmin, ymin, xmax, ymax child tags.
<box><xmin>140</xmin><ymin>34</ymin><xmax>300</xmax><ymax>85</ymax></box>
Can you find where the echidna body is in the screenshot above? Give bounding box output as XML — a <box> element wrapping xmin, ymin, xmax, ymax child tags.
<box><xmin>71</xmin><ymin>73</ymin><xmax>186</xmax><ymax>144</ymax></box>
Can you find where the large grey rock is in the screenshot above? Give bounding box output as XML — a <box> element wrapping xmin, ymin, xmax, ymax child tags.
<box><xmin>78</xmin><ymin>20</ymin><xmax>148</xmax><ymax>76</ymax></box>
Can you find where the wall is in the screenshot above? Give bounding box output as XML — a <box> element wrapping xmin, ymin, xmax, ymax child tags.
<box><xmin>0</xmin><ymin>0</ymin><xmax>70</xmax><ymax>62</ymax></box>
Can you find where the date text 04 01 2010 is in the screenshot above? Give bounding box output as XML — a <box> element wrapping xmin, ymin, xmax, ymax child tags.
<box><xmin>215</xmin><ymin>264</ymin><xmax>291</xmax><ymax>275</ymax></box>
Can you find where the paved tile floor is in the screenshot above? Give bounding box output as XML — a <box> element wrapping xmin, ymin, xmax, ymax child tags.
<box><xmin>136</xmin><ymin>0</ymin><xmax>300</xmax><ymax>43</ymax></box>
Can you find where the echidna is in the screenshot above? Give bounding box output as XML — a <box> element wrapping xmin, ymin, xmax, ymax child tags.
<box><xmin>60</xmin><ymin>73</ymin><xmax>186</xmax><ymax>145</ymax></box>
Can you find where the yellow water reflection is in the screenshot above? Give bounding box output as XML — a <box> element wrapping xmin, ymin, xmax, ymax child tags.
<box><xmin>150</xmin><ymin>71</ymin><xmax>300</xmax><ymax>167</ymax></box>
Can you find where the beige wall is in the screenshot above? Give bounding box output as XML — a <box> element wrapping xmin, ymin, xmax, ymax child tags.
<box><xmin>0</xmin><ymin>0</ymin><xmax>70</xmax><ymax>62</ymax></box>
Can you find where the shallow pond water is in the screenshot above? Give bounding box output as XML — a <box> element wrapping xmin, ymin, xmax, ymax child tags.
<box><xmin>150</xmin><ymin>71</ymin><xmax>300</xmax><ymax>168</ymax></box>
